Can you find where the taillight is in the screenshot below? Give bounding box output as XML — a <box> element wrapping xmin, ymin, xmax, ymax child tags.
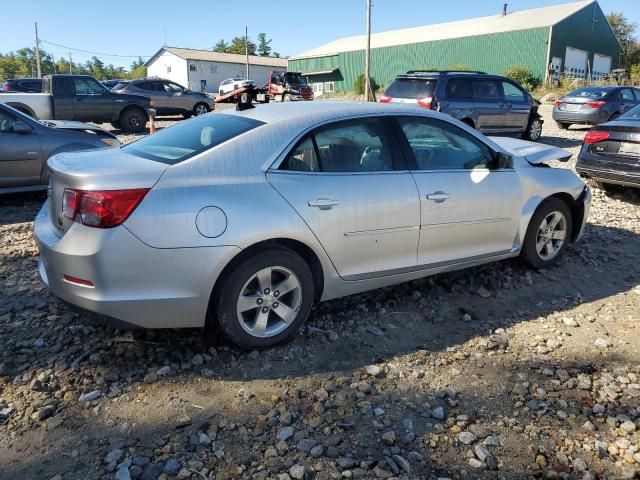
<box><xmin>62</xmin><ymin>188</ymin><xmax>149</xmax><ymax>228</ymax></box>
<box><xmin>584</xmin><ymin>130</ymin><xmax>610</xmax><ymax>144</ymax></box>
<box><xmin>554</xmin><ymin>99</ymin><xmax>564</xmax><ymax>106</ymax></box>
<box><xmin>379</xmin><ymin>95</ymin><xmax>392</xmax><ymax>103</ymax></box>
<box><xmin>586</xmin><ymin>101</ymin><xmax>606</xmax><ymax>108</ymax></box>
<box><xmin>417</xmin><ymin>97</ymin><xmax>433</xmax><ymax>109</ymax></box>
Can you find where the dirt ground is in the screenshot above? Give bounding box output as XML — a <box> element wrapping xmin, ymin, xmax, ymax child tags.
<box><xmin>1</xmin><ymin>106</ymin><xmax>639</xmax><ymax>480</ymax></box>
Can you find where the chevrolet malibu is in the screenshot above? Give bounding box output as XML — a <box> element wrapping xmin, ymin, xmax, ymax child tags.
<box><xmin>35</xmin><ymin>102</ymin><xmax>591</xmax><ymax>348</ymax></box>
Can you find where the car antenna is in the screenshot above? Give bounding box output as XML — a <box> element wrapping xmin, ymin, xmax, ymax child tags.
<box><xmin>236</xmin><ymin>102</ymin><xmax>255</xmax><ymax>111</ymax></box>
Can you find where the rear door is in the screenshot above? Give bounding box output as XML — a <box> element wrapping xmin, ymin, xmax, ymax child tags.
<box><xmin>0</xmin><ymin>109</ymin><xmax>42</xmax><ymax>187</ymax></box>
<box><xmin>500</xmin><ymin>81</ymin><xmax>530</xmax><ymax>130</ymax></box>
<box><xmin>472</xmin><ymin>79</ymin><xmax>504</xmax><ymax>131</ymax></box>
<box><xmin>267</xmin><ymin>116</ymin><xmax>420</xmax><ymax>279</ymax></box>
<box><xmin>395</xmin><ymin>115</ymin><xmax>522</xmax><ymax>266</ymax></box>
<box><xmin>72</xmin><ymin>77</ymin><xmax>114</xmax><ymax>122</ymax></box>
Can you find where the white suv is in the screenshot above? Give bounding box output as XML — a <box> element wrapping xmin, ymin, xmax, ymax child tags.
<box><xmin>218</xmin><ymin>78</ymin><xmax>255</xmax><ymax>95</ymax></box>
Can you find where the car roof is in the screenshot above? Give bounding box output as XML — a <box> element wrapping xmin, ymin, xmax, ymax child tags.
<box><xmin>219</xmin><ymin>100</ymin><xmax>443</xmax><ymax>125</ymax></box>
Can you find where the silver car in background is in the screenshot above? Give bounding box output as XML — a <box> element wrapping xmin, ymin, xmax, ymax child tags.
<box><xmin>117</xmin><ymin>78</ymin><xmax>214</xmax><ymax>118</ymax></box>
<box><xmin>0</xmin><ymin>103</ymin><xmax>119</xmax><ymax>194</ymax></box>
<box><xmin>35</xmin><ymin>102</ymin><xmax>590</xmax><ymax>348</ymax></box>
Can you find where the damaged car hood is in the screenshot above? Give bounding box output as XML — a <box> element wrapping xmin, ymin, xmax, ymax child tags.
<box><xmin>40</xmin><ymin>119</ymin><xmax>117</xmax><ymax>138</ymax></box>
<box><xmin>489</xmin><ymin>137</ymin><xmax>572</xmax><ymax>164</ymax></box>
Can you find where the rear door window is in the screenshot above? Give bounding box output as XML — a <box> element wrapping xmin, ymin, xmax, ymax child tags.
<box><xmin>620</xmin><ymin>89</ymin><xmax>635</xmax><ymax>101</ymax></box>
<box><xmin>384</xmin><ymin>78</ymin><xmax>436</xmax><ymax>99</ymax></box>
<box><xmin>445</xmin><ymin>78</ymin><xmax>473</xmax><ymax>99</ymax></box>
<box><xmin>281</xmin><ymin>118</ymin><xmax>395</xmax><ymax>173</ymax></box>
<box><xmin>123</xmin><ymin>114</ymin><xmax>264</xmax><ymax>165</ymax></box>
<box><xmin>473</xmin><ymin>79</ymin><xmax>501</xmax><ymax>100</ymax></box>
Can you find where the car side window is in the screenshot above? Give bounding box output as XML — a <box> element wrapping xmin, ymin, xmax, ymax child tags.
<box><xmin>0</xmin><ymin>110</ymin><xmax>15</xmax><ymax>133</ymax></box>
<box><xmin>398</xmin><ymin>117</ymin><xmax>495</xmax><ymax>171</ymax></box>
<box><xmin>473</xmin><ymin>79</ymin><xmax>501</xmax><ymax>100</ymax></box>
<box><xmin>164</xmin><ymin>82</ymin><xmax>184</xmax><ymax>93</ymax></box>
<box><xmin>620</xmin><ymin>89</ymin><xmax>635</xmax><ymax>101</ymax></box>
<box><xmin>136</xmin><ymin>82</ymin><xmax>152</xmax><ymax>91</ymax></box>
<box><xmin>280</xmin><ymin>118</ymin><xmax>394</xmax><ymax>173</ymax></box>
<box><xmin>445</xmin><ymin>78</ymin><xmax>473</xmax><ymax>99</ymax></box>
<box><xmin>502</xmin><ymin>81</ymin><xmax>526</xmax><ymax>102</ymax></box>
<box><xmin>74</xmin><ymin>78</ymin><xmax>105</xmax><ymax>95</ymax></box>
<box><xmin>281</xmin><ymin>136</ymin><xmax>320</xmax><ymax>172</ymax></box>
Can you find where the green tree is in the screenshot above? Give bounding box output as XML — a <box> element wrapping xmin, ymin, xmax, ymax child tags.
<box><xmin>129</xmin><ymin>65</ymin><xmax>147</xmax><ymax>79</ymax></box>
<box><xmin>0</xmin><ymin>54</ymin><xmax>29</xmax><ymax>81</ymax></box>
<box><xmin>257</xmin><ymin>33</ymin><xmax>272</xmax><ymax>57</ymax></box>
<box><xmin>272</xmin><ymin>52</ymin><xmax>281</xmax><ymax>58</ymax></box>
<box><xmin>130</xmin><ymin>57</ymin><xmax>145</xmax><ymax>70</ymax></box>
<box><xmin>502</xmin><ymin>65</ymin><xmax>537</xmax><ymax>91</ymax></box>
<box><xmin>354</xmin><ymin>74</ymin><xmax>379</xmax><ymax>95</ymax></box>
<box><xmin>607</xmin><ymin>12</ymin><xmax>639</xmax><ymax>69</ymax></box>
<box><xmin>228</xmin><ymin>36</ymin><xmax>257</xmax><ymax>55</ymax></box>
<box><xmin>213</xmin><ymin>39</ymin><xmax>229</xmax><ymax>53</ymax></box>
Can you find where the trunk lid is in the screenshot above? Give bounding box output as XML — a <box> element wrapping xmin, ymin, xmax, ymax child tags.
<box><xmin>489</xmin><ymin>137</ymin><xmax>572</xmax><ymax>164</ymax></box>
<box><xmin>47</xmin><ymin>149</ymin><xmax>168</xmax><ymax>236</ymax></box>
<box><xmin>588</xmin><ymin>121</ymin><xmax>640</xmax><ymax>163</ymax></box>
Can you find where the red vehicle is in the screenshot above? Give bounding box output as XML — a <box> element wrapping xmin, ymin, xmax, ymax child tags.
<box><xmin>268</xmin><ymin>71</ymin><xmax>313</xmax><ymax>102</ymax></box>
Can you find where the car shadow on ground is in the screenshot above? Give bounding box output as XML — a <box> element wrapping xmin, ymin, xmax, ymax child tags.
<box><xmin>0</xmin><ymin>191</ymin><xmax>45</xmax><ymax>226</ymax></box>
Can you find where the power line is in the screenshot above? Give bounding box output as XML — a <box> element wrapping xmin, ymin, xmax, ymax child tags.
<box><xmin>40</xmin><ymin>39</ymin><xmax>151</xmax><ymax>59</ymax></box>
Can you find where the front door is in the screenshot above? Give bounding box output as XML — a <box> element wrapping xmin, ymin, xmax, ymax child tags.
<box><xmin>0</xmin><ymin>109</ymin><xmax>42</xmax><ymax>187</ymax></box>
<box><xmin>500</xmin><ymin>80</ymin><xmax>530</xmax><ymax>130</ymax></box>
<box><xmin>267</xmin><ymin>116</ymin><xmax>420</xmax><ymax>279</ymax></box>
<box><xmin>72</xmin><ymin>77</ymin><xmax>114</xmax><ymax>122</ymax></box>
<box><xmin>471</xmin><ymin>79</ymin><xmax>504</xmax><ymax>131</ymax></box>
<box><xmin>395</xmin><ymin>115</ymin><xmax>522</xmax><ymax>266</ymax></box>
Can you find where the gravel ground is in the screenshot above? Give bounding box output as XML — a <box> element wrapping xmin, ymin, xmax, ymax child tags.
<box><xmin>1</xmin><ymin>106</ymin><xmax>640</xmax><ymax>480</ymax></box>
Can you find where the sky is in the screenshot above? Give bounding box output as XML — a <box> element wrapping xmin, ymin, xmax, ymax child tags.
<box><xmin>2</xmin><ymin>0</ymin><xmax>638</xmax><ymax>69</ymax></box>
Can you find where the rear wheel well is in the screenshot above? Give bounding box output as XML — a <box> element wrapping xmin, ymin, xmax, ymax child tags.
<box><xmin>210</xmin><ymin>239</ymin><xmax>324</xmax><ymax>308</ymax></box>
<box><xmin>548</xmin><ymin>192</ymin><xmax>585</xmax><ymax>242</ymax></box>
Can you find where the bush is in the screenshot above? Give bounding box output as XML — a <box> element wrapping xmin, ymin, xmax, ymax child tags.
<box><xmin>354</xmin><ymin>74</ymin><xmax>379</xmax><ymax>95</ymax></box>
<box><xmin>502</xmin><ymin>65</ymin><xmax>537</xmax><ymax>91</ymax></box>
<box><xmin>631</xmin><ymin>64</ymin><xmax>640</xmax><ymax>86</ymax></box>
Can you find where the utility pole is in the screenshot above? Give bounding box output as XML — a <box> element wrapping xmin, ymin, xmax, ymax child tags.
<box><xmin>245</xmin><ymin>25</ymin><xmax>250</xmax><ymax>79</ymax></box>
<box><xmin>34</xmin><ymin>21</ymin><xmax>42</xmax><ymax>78</ymax></box>
<box><xmin>364</xmin><ymin>0</ymin><xmax>372</xmax><ymax>101</ymax></box>
<box><xmin>69</xmin><ymin>52</ymin><xmax>73</xmax><ymax>75</ymax></box>
<box><xmin>164</xmin><ymin>30</ymin><xmax>167</xmax><ymax>46</ymax></box>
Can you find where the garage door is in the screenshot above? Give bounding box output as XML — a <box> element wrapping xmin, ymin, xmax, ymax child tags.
<box><xmin>564</xmin><ymin>46</ymin><xmax>588</xmax><ymax>78</ymax></box>
<box><xmin>592</xmin><ymin>53</ymin><xmax>612</xmax><ymax>80</ymax></box>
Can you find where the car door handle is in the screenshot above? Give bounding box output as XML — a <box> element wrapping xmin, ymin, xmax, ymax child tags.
<box><xmin>308</xmin><ymin>198</ymin><xmax>339</xmax><ymax>209</ymax></box>
<box><xmin>426</xmin><ymin>192</ymin><xmax>451</xmax><ymax>203</ymax></box>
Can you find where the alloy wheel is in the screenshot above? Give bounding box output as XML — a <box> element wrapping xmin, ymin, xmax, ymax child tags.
<box><xmin>529</xmin><ymin>120</ymin><xmax>542</xmax><ymax>140</ymax></box>
<box><xmin>195</xmin><ymin>104</ymin><xmax>208</xmax><ymax>115</ymax></box>
<box><xmin>236</xmin><ymin>266</ymin><xmax>302</xmax><ymax>338</ymax></box>
<box><xmin>535</xmin><ymin>211</ymin><xmax>567</xmax><ymax>261</ymax></box>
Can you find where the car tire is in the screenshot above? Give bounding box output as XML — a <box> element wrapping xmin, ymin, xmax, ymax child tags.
<box><xmin>119</xmin><ymin>107</ymin><xmax>147</xmax><ymax>134</ymax></box>
<box><xmin>212</xmin><ymin>247</ymin><xmax>314</xmax><ymax>349</ymax></box>
<box><xmin>522</xmin><ymin>117</ymin><xmax>543</xmax><ymax>141</ymax></box>
<box><xmin>521</xmin><ymin>198</ymin><xmax>572</xmax><ymax>269</ymax></box>
<box><xmin>110</xmin><ymin>120</ymin><xmax>121</xmax><ymax>130</ymax></box>
<box><xmin>193</xmin><ymin>103</ymin><xmax>210</xmax><ymax>116</ymax></box>
<box><xmin>556</xmin><ymin>121</ymin><xmax>570</xmax><ymax>130</ymax></box>
<box><xmin>461</xmin><ymin>118</ymin><xmax>475</xmax><ymax>129</ymax></box>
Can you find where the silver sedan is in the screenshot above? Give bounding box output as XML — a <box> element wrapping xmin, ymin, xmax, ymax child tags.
<box><xmin>35</xmin><ymin>102</ymin><xmax>591</xmax><ymax>348</ymax></box>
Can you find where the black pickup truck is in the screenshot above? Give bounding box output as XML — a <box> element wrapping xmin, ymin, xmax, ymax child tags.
<box><xmin>0</xmin><ymin>75</ymin><xmax>154</xmax><ymax>133</ymax></box>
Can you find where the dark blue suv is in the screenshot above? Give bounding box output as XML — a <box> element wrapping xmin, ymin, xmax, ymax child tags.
<box><xmin>380</xmin><ymin>70</ymin><xmax>543</xmax><ymax>141</ymax></box>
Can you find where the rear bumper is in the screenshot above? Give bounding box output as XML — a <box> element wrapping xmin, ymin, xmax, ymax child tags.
<box><xmin>552</xmin><ymin>108</ymin><xmax>606</xmax><ymax>125</ymax></box>
<box><xmin>34</xmin><ymin>201</ymin><xmax>240</xmax><ymax>329</ymax></box>
<box><xmin>576</xmin><ymin>165</ymin><xmax>640</xmax><ymax>188</ymax></box>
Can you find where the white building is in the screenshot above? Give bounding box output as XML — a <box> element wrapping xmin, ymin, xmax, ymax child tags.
<box><xmin>145</xmin><ymin>47</ymin><xmax>288</xmax><ymax>93</ymax></box>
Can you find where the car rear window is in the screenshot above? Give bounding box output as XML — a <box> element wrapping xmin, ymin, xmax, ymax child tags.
<box><xmin>568</xmin><ymin>88</ymin><xmax>610</xmax><ymax>99</ymax></box>
<box><xmin>123</xmin><ymin>114</ymin><xmax>264</xmax><ymax>165</ymax></box>
<box><xmin>384</xmin><ymin>78</ymin><xmax>436</xmax><ymax>99</ymax></box>
<box><xmin>619</xmin><ymin>104</ymin><xmax>640</xmax><ymax>120</ymax></box>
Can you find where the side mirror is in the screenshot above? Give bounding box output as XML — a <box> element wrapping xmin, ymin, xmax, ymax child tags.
<box><xmin>12</xmin><ymin>121</ymin><xmax>33</xmax><ymax>134</ymax></box>
<box><xmin>495</xmin><ymin>152</ymin><xmax>513</xmax><ymax>169</ymax></box>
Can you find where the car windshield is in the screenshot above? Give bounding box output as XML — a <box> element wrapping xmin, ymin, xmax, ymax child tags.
<box><xmin>385</xmin><ymin>78</ymin><xmax>436</xmax><ymax>98</ymax></box>
<box><xmin>619</xmin><ymin>104</ymin><xmax>640</xmax><ymax>120</ymax></box>
<box><xmin>284</xmin><ymin>73</ymin><xmax>307</xmax><ymax>86</ymax></box>
<box><xmin>123</xmin><ymin>114</ymin><xmax>264</xmax><ymax>165</ymax></box>
<box><xmin>112</xmin><ymin>83</ymin><xmax>129</xmax><ymax>91</ymax></box>
<box><xmin>567</xmin><ymin>88</ymin><xmax>611</xmax><ymax>99</ymax></box>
